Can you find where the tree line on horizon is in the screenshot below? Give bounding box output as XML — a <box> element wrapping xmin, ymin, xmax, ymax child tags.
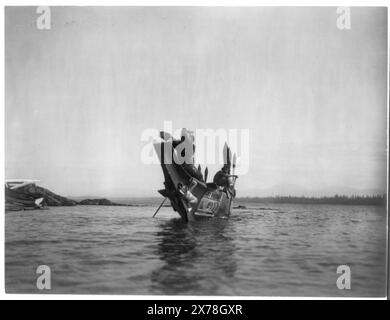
<box><xmin>237</xmin><ymin>194</ymin><xmax>386</xmax><ymax>206</ymax></box>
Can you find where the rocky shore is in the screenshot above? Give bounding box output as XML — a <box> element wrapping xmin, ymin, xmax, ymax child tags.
<box><xmin>78</xmin><ymin>198</ymin><xmax>127</xmax><ymax>206</ymax></box>
<box><xmin>5</xmin><ymin>184</ymin><xmax>129</xmax><ymax>212</ymax></box>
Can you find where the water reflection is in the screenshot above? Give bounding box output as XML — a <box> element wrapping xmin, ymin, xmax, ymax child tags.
<box><xmin>150</xmin><ymin>217</ymin><xmax>237</xmax><ymax>295</ymax></box>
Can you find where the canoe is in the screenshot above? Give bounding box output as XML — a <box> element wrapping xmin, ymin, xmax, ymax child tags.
<box><xmin>154</xmin><ymin>138</ymin><xmax>236</xmax><ymax>222</ymax></box>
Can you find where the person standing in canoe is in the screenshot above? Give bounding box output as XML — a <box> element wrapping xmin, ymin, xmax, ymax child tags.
<box><xmin>161</xmin><ymin>128</ymin><xmax>204</xmax><ymax>181</ymax></box>
<box><xmin>213</xmin><ymin>144</ymin><xmax>236</xmax><ymax>197</ymax></box>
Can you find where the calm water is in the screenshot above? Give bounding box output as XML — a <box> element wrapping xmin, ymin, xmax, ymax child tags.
<box><xmin>5</xmin><ymin>203</ymin><xmax>387</xmax><ymax>296</ymax></box>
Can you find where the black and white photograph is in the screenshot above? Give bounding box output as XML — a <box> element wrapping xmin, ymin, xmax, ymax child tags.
<box><xmin>3</xmin><ymin>5</ymin><xmax>388</xmax><ymax>298</ymax></box>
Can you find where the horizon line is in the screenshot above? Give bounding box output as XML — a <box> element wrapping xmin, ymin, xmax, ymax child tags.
<box><xmin>66</xmin><ymin>193</ymin><xmax>387</xmax><ymax>199</ymax></box>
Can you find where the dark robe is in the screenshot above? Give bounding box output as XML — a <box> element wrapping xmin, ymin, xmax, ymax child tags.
<box><xmin>213</xmin><ymin>170</ymin><xmax>229</xmax><ymax>187</ymax></box>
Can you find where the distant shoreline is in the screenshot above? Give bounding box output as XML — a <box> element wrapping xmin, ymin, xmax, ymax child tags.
<box><xmin>235</xmin><ymin>195</ymin><xmax>386</xmax><ymax>206</ymax></box>
<box><xmin>71</xmin><ymin>194</ymin><xmax>387</xmax><ymax>207</ymax></box>
<box><xmin>7</xmin><ymin>183</ymin><xmax>385</xmax><ymax>212</ymax></box>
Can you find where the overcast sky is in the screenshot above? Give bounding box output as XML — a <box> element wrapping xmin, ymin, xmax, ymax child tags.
<box><xmin>5</xmin><ymin>7</ymin><xmax>388</xmax><ymax>197</ymax></box>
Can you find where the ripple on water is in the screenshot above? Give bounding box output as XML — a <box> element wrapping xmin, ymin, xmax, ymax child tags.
<box><xmin>5</xmin><ymin>204</ymin><xmax>387</xmax><ymax>296</ymax></box>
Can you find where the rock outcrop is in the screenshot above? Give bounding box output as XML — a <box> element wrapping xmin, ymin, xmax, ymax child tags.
<box><xmin>5</xmin><ymin>183</ymin><xmax>131</xmax><ymax>211</ymax></box>
<box><xmin>5</xmin><ymin>184</ymin><xmax>77</xmax><ymax>211</ymax></box>
<box><xmin>78</xmin><ymin>198</ymin><xmax>123</xmax><ymax>206</ymax></box>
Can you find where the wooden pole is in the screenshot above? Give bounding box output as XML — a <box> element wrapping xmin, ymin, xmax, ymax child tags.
<box><xmin>153</xmin><ymin>197</ymin><xmax>167</xmax><ymax>218</ymax></box>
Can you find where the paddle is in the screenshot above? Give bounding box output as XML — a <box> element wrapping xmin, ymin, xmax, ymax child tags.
<box><xmin>228</xmin><ymin>153</ymin><xmax>238</xmax><ymax>196</ymax></box>
<box><xmin>232</xmin><ymin>153</ymin><xmax>237</xmax><ymax>176</ymax></box>
<box><xmin>232</xmin><ymin>153</ymin><xmax>238</xmax><ymax>188</ymax></box>
<box><xmin>226</xmin><ymin>153</ymin><xmax>238</xmax><ymax>209</ymax></box>
<box><xmin>223</xmin><ymin>143</ymin><xmax>232</xmax><ymax>170</ymax></box>
<box><xmin>152</xmin><ymin>197</ymin><xmax>167</xmax><ymax>218</ymax></box>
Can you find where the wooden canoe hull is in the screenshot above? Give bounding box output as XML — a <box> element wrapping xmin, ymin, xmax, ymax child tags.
<box><xmin>154</xmin><ymin>141</ymin><xmax>234</xmax><ymax>222</ymax></box>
